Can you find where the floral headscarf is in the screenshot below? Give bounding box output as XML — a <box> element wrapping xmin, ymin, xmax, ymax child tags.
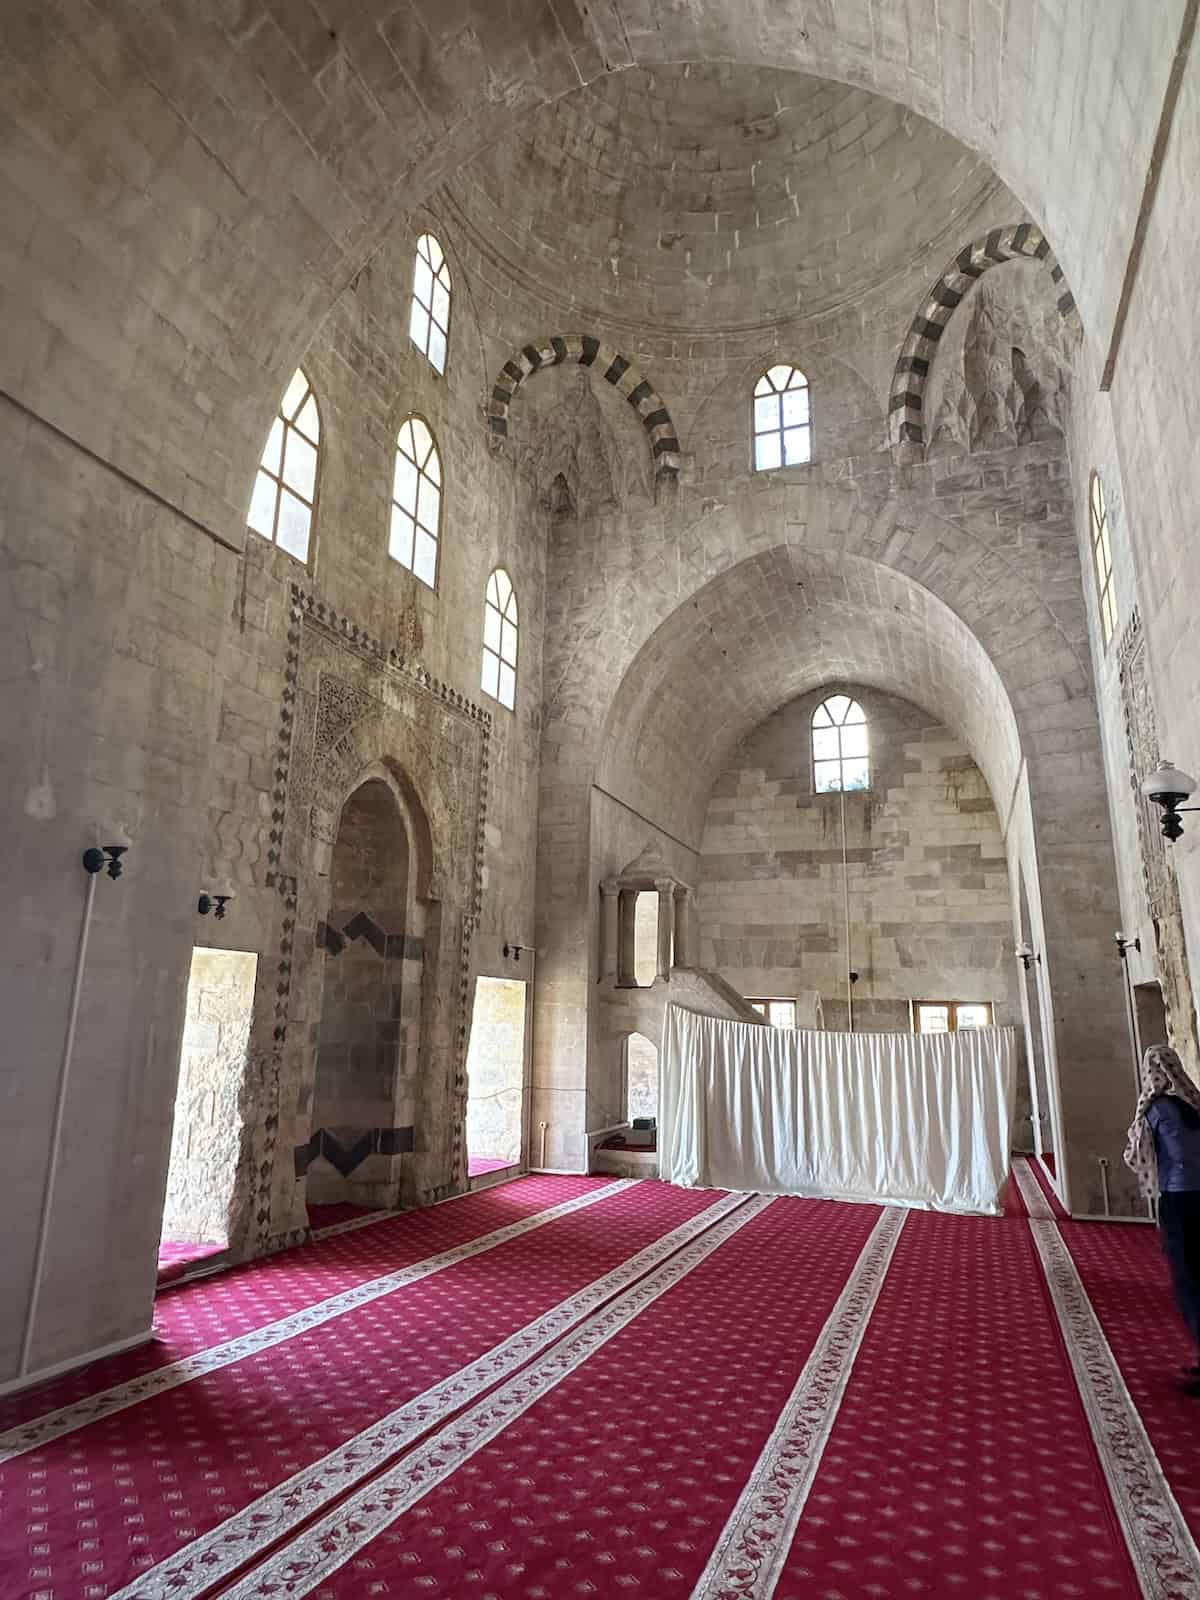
<box><xmin>1123</xmin><ymin>1043</ymin><xmax>1200</xmax><ymax>1197</ymax></box>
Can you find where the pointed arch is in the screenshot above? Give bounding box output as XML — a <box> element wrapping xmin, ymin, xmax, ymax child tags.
<box><xmin>391</xmin><ymin>415</ymin><xmax>442</xmax><ymax>589</ymax></box>
<box><xmin>487</xmin><ymin>334</ymin><xmax>680</xmax><ymax>482</ymax></box>
<box><xmin>247</xmin><ymin>366</ymin><xmax>322</xmax><ymax>563</ymax></box>
<box><xmin>482</xmin><ymin>567</ymin><xmax>518</xmax><ymax>711</ymax></box>
<box><xmin>887</xmin><ymin>223</ymin><xmax>1079</xmax><ymax>459</ymax></box>
<box><xmin>410</xmin><ymin>232</ymin><xmax>452</xmax><ymax>374</ymax></box>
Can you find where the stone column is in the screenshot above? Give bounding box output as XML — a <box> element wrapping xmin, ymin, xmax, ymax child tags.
<box><xmin>673</xmin><ymin>885</ymin><xmax>691</xmax><ymax>968</ymax></box>
<box><xmin>617</xmin><ymin>889</ymin><xmax>637</xmax><ymax>986</ymax></box>
<box><xmin>655</xmin><ymin>878</ymin><xmax>675</xmax><ymax>981</ymax></box>
<box><xmin>600</xmin><ymin>882</ymin><xmax>619</xmax><ymax>983</ymax></box>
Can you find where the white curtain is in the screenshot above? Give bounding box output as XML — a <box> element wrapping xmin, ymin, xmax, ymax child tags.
<box><xmin>660</xmin><ymin>1005</ymin><xmax>1016</xmax><ymax>1215</ymax></box>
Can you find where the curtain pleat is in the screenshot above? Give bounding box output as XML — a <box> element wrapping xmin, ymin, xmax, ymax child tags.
<box><xmin>660</xmin><ymin>1006</ymin><xmax>1015</xmax><ymax>1215</ymax></box>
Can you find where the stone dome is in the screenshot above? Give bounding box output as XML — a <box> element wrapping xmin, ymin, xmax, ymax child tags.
<box><xmin>445</xmin><ymin>63</ymin><xmax>1001</xmax><ymax>335</ymax></box>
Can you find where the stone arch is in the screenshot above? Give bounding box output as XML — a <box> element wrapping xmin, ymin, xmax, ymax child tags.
<box><xmin>487</xmin><ymin>335</ymin><xmax>681</xmax><ymax>482</ymax></box>
<box><xmin>310</xmin><ymin>705</ymin><xmax>457</xmax><ymax>906</ymax></box>
<box><xmin>594</xmin><ymin>546</ymin><xmax>1025</xmax><ymax>846</ymax></box>
<box><xmin>545</xmin><ymin>480</ymin><xmax>1092</xmax><ymax>782</ymax></box>
<box><xmin>328</xmin><ymin>758</ymin><xmax>439</xmax><ymax>907</ymax></box>
<box><xmin>307</xmin><ymin>770</ymin><xmax>430</xmax><ymax>1206</ymax></box>
<box><xmin>886</xmin><ymin>223</ymin><xmax>1080</xmax><ymax>458</ymax></box>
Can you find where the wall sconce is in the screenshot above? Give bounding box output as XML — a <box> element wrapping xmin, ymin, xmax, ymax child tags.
<box><xmin>82</xmin><ymin>825</ymin><xmax>132</xmax><ymax>879</ymax></box>
<box><xmin>1114</xmin><ymin>930</ymin><xmax>1141</xmax><ymax>959</ymax></box>
<box><xmin>1015</xmin><ymin>942</ymin><xmax>1041</xmax><ymax>972</ymax></box>
<box><xmin>198</xmin><ymin>890</ymin><xmax>235</xmax><ymax>920</ymax></box>
<box><xmin>502</xmin><ymin>942</ymin><xmax>528</xmax><ymax>962</ymax></box>
<box><xmin>1142</xmin><ymin>763</ymin><xmax>1199</xmax><ymax>841</ymax></box>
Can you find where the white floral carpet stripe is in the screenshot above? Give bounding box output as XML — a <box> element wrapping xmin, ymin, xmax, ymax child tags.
<box><xmin>218</xmin><ymin>1196</ymin><xmax>777</xmax><ymax>1598</ymax></box>
<box><xmin>109</xmin><ymin>1190</ymin><xmax>749</xmax><ymax>1600</ymax></box>
<box><xmin>1020</xmin><ymin>1163</ymin><xmax>1200</xmax><ymax>1598</ymax></box>
<box><xmin>0</xmin><ymin>1178</ymin><xmax>633</xmax><ymax>1464</ymax></box>
<box><xmin>689</xmin><ymin>1206</ymin><xmax>906</xmax><ymax>1599</ymax></box>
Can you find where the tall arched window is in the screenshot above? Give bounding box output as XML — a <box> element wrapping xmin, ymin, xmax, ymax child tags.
<box><xmin>410</xmin><ymin>233</ymin><xmax>451</xmax><ymax>375</ymax></box>
<box><xmin>753</xmin><ymin>363</ymin><xmax>811</xmax><ymax>471</ymax></box>
<box><xmin>390</xmin><ymin>417</ymin><xmax>441</xmax><ymax>588</ymax></box>
<box><xmin>1089</xmin><ymin>471</ymin><xmax>1118</xmax><ymax>647</ymax></box>
<box><xmin>813</xmin><ymin>695</ymin><xmax>868</xmax><ymax>792</ymax></box>
<box><xmin>247</xmin><ymin>368</ymin><xmax>320</xmax><ymax>562</ymax></box>
<box><xmin>481</xmin><ymin>568</ymin><xmax>518</xmax><ymax>710</ymax></box>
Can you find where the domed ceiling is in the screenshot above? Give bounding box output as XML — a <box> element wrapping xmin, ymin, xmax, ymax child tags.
<box><xmin>445</xmin><ymin>63</ymin><xmax>1004</xmax><ymax>335</ymax></box>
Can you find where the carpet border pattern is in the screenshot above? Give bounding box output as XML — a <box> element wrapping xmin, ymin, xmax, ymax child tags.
<box><xmin>220</xmin><ymin>1196</ymin><xmax>773</xmax><ymax>1599</ymax></box>
<box><xmin>690</xmin><ymin>1206</ymin><xmax>906</xmax><ymax>1600</ymax></box>
<box><xmin>0</xmin><ymin>1179</ymin><xmax>633</xmax><ymax>1465</ymax></box>
<box><xmin>1018</xmin><ymin>1164</ymin><xmax>1200</xmax><ymax>1599</ymax></box>
<box><xmin>111</xmin><ymin>1191</ymin><xmax>748</xmax><ymax>1600</ymax></box>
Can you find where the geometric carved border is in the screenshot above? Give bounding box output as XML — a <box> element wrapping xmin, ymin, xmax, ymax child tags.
<box><xmin>254</xmin><ymin>581</ymin><xmax>493</xmax><ymax>1245</ymax></box>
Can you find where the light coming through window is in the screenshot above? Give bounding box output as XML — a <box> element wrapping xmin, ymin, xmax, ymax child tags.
<box><xmin>812</xmin><ymin>695</ymin><xmax>868</xmax><ymax>792</ymax></box>
<box><xmin>753</xmin><ymin>364</ymin><xmax>811</xmax><ymax>470</ymax></box>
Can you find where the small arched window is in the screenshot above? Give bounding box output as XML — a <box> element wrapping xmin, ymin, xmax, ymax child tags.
<box><xmin>1089</xmin><ymin>472</ymin><xmax>1118</xmax><ymax>647</ymax></box>
<box><xmin>390</xmin><ymin>417</ymin><xmax>441</xmax><ymax>588</ymax></box>
<box><xmin>482</xmin><ymin>568</ymin><xmax>518</xmax><ymax>710</ymax></box>
<box><xmin>247</xmin><ymin>368</ymin><xmax>320</xmax><ymax>562</ymax></box>
<box><xmin>813</xmin><ymin>695</ymin><xmax>868</xmax><ymax>792</ymax></box>
<box><xmin>753</xmin><ymin>363</ymin><xmax>811</xmax><ymax>471</ymax></box>
<box><xmin>410</xmin><ymin>233</ymin><xmax>451</xmax><ymax>375</ymax></box>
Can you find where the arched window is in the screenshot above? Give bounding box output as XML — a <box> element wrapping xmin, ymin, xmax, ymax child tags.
<box><xmin>410</xmin><ymin>233</ymin><xmax>451</xmax><ymax>375</ymax></box>
<box><xmin>247</xmin><ymin>368</ymin><xmax>320</xmax><ymax>562</ymax></box>
<box><xmin>481</xmin><ymin>568</ymin><xmax>518</xmax><ymax>710</ymax></box>
<box><xmin>813</xmin><ymin>695</ymin><xmax>868</xmax><ymax>792</ymax></box>
<box><xmin>753</xmin><ymin>363</ymin><xmax>811</xmax><ymax>471</ymax></box>
<box><xmin>1089</xmin><ymin>472</ymin><xmax>1118</xmax><ymax>647</ymax></box>
<box><xmin>390</xmin><ymin>417</ymin><xmax>441</xmax><ymax>588</ymax></box>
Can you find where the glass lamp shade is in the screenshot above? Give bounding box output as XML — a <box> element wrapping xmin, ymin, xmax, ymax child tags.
<box><xmin>1141</xmin><ymin>764</ymin><xmax>1197</xmax><ymax>802</ymax></box>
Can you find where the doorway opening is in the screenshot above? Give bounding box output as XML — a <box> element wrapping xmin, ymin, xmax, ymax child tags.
<box><xmin>625</xmin><ymin>1031</ymin><xmax>659</xmax><ymax>1123</ymax></box>
<box><xmin>160</xmin><ymin>947</ymin><xmax>257</xmax><ymax>1282</ymax></box>
<box><xmin>465</xmin><ymin>977</ymin><xmax>527</xmax><ymax>1177</ymax></box>
<box><xmin>310</xmin><ymin>777</ymin><xmax>420</xmax><ymax>1211</ymax></box>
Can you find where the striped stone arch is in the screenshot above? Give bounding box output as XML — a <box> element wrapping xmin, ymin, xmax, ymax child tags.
<box><xmin>487</xmin><ymin>334</ymin><xmax>681</xmax><ymax>481</ymax></box>
<box><xmin>887</xmin><ymin>223</ymin><xmax>1079</xmax><ymax>458</ymax></box>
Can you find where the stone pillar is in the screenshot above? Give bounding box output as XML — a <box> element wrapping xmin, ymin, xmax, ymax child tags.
<box><xmin>600</xmin><ymin>882</ymin><xmax>619</xmax><ymax>983</ymax></box>
<box><xmin>617</xmin><ymin>889</ymin><xmax>637</xmax><ymax>986</ymax></box>
<box><xmin>673</xmin><ymin>886</ymin><xmax>691</xmax><ymax>968</ymax></box>
<box><xmin>655</xmin><ymin>878</ymin><xmax>675</xmax><ymax>981</ymax></box>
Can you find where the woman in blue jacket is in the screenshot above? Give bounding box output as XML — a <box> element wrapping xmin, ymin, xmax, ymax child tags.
<box><xmin>1125</xmin><ymin>1043</ymin><xmax>1200</xmax><ymax>1387</ymax></box>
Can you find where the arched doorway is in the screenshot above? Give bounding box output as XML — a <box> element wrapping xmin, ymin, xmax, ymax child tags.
<box><xmin>625</xmin><ymin>1032</ymin><xmax>659</xmax><ymax>1123</ymax></box>
<box><xmin>308</xmin><ymin>777</ymin><xmax>423</xmax><ymax>1209</ymax></box>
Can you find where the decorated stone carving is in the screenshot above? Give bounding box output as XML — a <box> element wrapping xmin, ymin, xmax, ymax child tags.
<box><xmin>245</xmin><ymin>584</ymin><xmax>492</xmax><ymax>1248</ymax></box>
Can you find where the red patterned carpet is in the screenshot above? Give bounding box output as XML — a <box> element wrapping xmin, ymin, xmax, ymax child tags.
<box><xmin>2</xmin><ymin>1163</ymin><xmax>1198</xmax><ymax>1600</ymax></box>
<box><xmin>156</xmin><ymin>1240</ymin><xmax>226</xmax><ymax>1286</ymax></box>
<box><xmin>468</xmin><ymin>1155</ymin><xmax>517</xmax><ymax>1176</ymax></box>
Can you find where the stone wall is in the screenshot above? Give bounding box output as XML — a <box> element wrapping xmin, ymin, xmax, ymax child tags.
<box><xmin>697</xmin><ymin>688</ymin><xmax>1021</xmax><ymax>1034</ymax></box>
